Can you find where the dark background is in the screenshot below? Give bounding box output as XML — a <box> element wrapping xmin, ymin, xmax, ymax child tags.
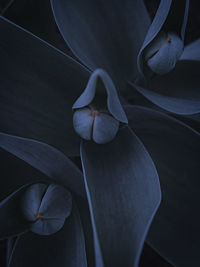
<box><xmin>0</xmin><ymin>0</ymin><xmax>200</xmax><ymax>266</ymax></box>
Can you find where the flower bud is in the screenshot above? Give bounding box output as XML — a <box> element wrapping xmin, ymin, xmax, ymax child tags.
<box><xmin>73</xmin><ymin>107</ymin><xmax>119</xmax><ymax>144</ymax></box>
<box><xmin>145</xmin><ymin>31</ymin><xmax>183</xmax><ymax>75</ymax></box>
<box><xmin>21</xmin><ymin>183</ymin><xmax>72</xmax><ymax>235</ymax></box>
<box><xmin>137</xmin><ymin>0</ymin><xmax>189</xmax><ymax>77</ymax></box>
<box><xmin>72</xmin><ymin>69</ymin><xmax>127</xmax><ymax>144</ymax></box>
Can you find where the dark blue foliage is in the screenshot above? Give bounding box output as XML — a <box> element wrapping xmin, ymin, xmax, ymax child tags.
<box><xmin>131</xmin><ymin>59</ymin><xmax>200</xmax><ymax>115</ymax></box>
<box><xmin>0</xmin><ymin>15</ymin><xmax>88</xmax><ymax>157</ymax></box>
<box><xmin>50</xmin><ymin>0</ymin><xmax>150</xmax><ymax>87</ymax></box>
<box><xmin>81</xmin><ymin>126</ymin><xmax>161</xmax><ymax>267</ymax></box>
<box><xmin>8</xmin><ymin>203</ymin><xmax>88</xmax><ymax>267</ymax></box>
<box><xmin>0</xmin><ymin>0</ymin><xmax>200</xmax><ymax>266</ymax></box>
<box><xmin>0</xmin><ymin>185</ymin><xmax>30</xmax><ymax>239</ymax></box>
<box><xmin>0</xmin><ymin>132</ymin><xmax>85</xmax><ymax>196</ymax></box>
<box><xmin>0</xmin><ymin>142</ymin><xmax>90</xmax><ymax>266</ymax></box>
<box><xmin>126</xmin><ymin>105</ymin><xmax>200</xmax><ymax>266</ymax></box>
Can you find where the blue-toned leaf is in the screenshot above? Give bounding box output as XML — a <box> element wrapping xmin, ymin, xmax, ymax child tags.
<box><xmin>0</xmin><ymin>184</ymin><xmax>30</xmax><ymax>239</ymax></box>
<box><xmin>81</xmin><ymin>126</ymin><xmax>161</xmax><ymax>267</ymax></box>
<box><xmin>181</xmin><ymin>38</ymin><xmax>200</xmax><ymax>61</ymax></box>
<box><xmin>0</xmin><ymin>132</ymin><xmax>85</xmax><ymax>197</ymax></box>
<box><xmin>0</xmin><ymin>0</ymin><xmax>14</xmax><ymax>14</ymax></box>
<box><xmin>0</xmin><ymin>149</ymin><xmax>47</xmax><ymax>200</ymax></box>
<box><xmin>131</xmin><ymin>59</ymin><xmax>200</xmax><ymax>115</ymax></box>
<box><xmin>3</xmin><ymin>0</ymin><xmax>66</xmax><ymax>50</ymax></box>
<box><xmin>75</xmin><ymin>196</ymin><xmax>95</xmax><ymax>267</ymax></box>
<box><xmin>175</xmin><ymin>113</ymin><xmax>200</xmax><ymax>133</ymax></box>
<box><xmin>51</xmin><ymin>0</ymin><xmax>150</xmax><ymax>87</ymax></box>
<box><xmin>138</xmin><ymin>0</ymin><xmax>189</xmax><ymax>76</ymax></box>
<box><xmin>7</xmin><ymin>237</ymin><xmax>18</xmax><ymax>265</ymax></box>
<box><xmin>8</xmin><ymin>204</ymin><xmax>88</xmax><ymax>267</ymax></box>
<box><xmin>22</xmin><ymin>183</ymin><xmax>72</xmax><ymax>235</ymax></box>
<box><xmin>0</xmin><ymin>16</ymin><xmax>89</xmax><ymax>156</ymax></box>
<box><xmin>126</xmin><ymin>105</ymin><xmax>200</xmax><ymax>266</ymax></box>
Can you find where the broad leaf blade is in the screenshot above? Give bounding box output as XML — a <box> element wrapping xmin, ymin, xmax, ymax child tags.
<box><xmin>81</xmin><ymin>127</ymin><xmax>161</xmax><ymax>267</ymax></box>
<box><xmin>0</xmin><ymin>16</ymin><xmax>89</xmax><ymax>156</ymax></box>
<box><xmin>126</xmin><ymin>105</ymin><xmax>200</xmax><ymax>266</ymax></box>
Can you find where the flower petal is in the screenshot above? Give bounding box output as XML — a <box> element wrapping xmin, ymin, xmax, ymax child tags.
<box><xmin>8</xmin><ymin>204</ymin><xmax>88</xmax><ymax>267</ymax></box>
<box><xmin>92</xmin><ymin>113</ymin><xmax>119</xmax><ymax>144</ymax></box>
<box><xmin>131</xmin><ymin>59</ymin><xmax>200</xmax><ymax>115</ymax></box>
<box><xmin>0</xmin><ymin>16</ymin><xmax>89</xmax><ymax>156</ymax></box>
<box><xmin>0</xmin><ymin>132</ymin><xmax>85</xmax><ymax>197</ymax></box>
<box><xmin>50</xmin><ymin>0</ymin><xmax>150</xmax><ymax>86</ymax></box>
<box><xmin>126</xmin><ymin>105</ymin><xmax>200</xmax><ymax>266</ymax></box>
<box><xmin>80</xmin><ymin>126</ymin><xmax>161</xmax><ymax>267</ymax></box>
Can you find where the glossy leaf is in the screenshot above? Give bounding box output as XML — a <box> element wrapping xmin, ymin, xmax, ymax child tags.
<box><xmin>174</xmin><ymin>113</ymin><xmax>200</xmax><ymax>134</ymax></box>
<box><xmin>51</xmin><ymin>0</ymin><xmax>150</xmax><ymax>86</ymax></box>
<box><xmin>126</xmin><ymin>105</ymin><xmax>200</xmax><ymax>266</ymax></box>
<box><xmin>0</xmin><ymin>184</ymin><xmax>30</xmax><ymax>239</ymax></box>
<box><xmin>0</xmin><ymin>16</ymin><xmax>89</xmax><ymax>156</ymax></box>
<box><xmin>0</xmin><ymin>148</ymin><xmax>48</xmax><ymax>200</ymax></box>
<box><xmin>3</xmin><ymin>0</ymin><xmax>68</xmax><ymax>50</ymax></box>
<box><xmin>7</xmin><ymin>237</ymin><xmax>18</xmax><ymax>265</ymax></box>
<box><xmin>81</xmin><ymin>126</ymin><xmax>161</xmax><ymax>267</ymax></box>
<box><xmin>181</xmin><ymin>38</ymin><xmax>200</xmax><ymax>61</ymax></box>
<box><xmin>132</xmin><ymin>59</ymin><xmax>200</xmax><ymax>115</ymax></box>
<box><xmin>75</xmin><ymin>196</ymin><xmax>95</xmax><ymax>267</ymax></box>
<box><xmin>0</xmin><ymin>0</ymin><xmax>14</xmax><ymax>14</ymax></box>
<box><xmin>8</xmin><ymin>204</ymin><xmax>88</xmax><ymax>267</ymax></box>
<box><xmin>138</xmin><ymin>0</ymin><xmax>189</xmax><ymax>76</ymax></box>
<box><xmin>0</xmin><ymin>132</ymin><xmax>85</xmax><ymax>197</ymax></box>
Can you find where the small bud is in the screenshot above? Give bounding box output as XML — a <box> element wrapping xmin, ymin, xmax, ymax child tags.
<box><xmin>145</xmin><ymin>31</ymin><xmax>183</xmax><ymax>75</ymax></box>
<box><xmin>73</xmin><ymin>107</ymin><xmax>119</xmax><ymax>144</ymax></box>
<box><xmin>21</xmin><ymin>184</ymin><xmax>72</xmax><ymax>235</ymax></box>
<box><xmin>72</xmin><ymin>69</ymin><xmax>127</xmax><ymax>144</ymax></box>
